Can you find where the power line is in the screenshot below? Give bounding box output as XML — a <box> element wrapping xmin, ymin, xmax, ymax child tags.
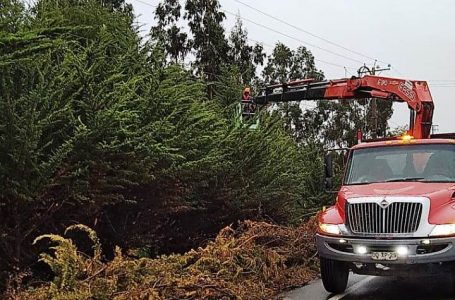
<box><xmin>131</xmin><ymin>0</ymin><xmax>357</xmax><ymax>71</ymax></box>
<box><xmin>255</xmin><ymin>38</ymin><xmax>357</xmax><ymax>71</ymax></box>
<box><xmin>315</xmin><ymin>58</ymin><xmax>356</xmax><ymax>71</ymax></box>
<box><xmin>239</xmin><ymin>23</ymin><xmax>356</xmax><ymax>71</ymax></box>
<box><xmin>221</xmin><ymin>8</ymin><xmax>366</xmax><ymax>66</ymax></box>
<box><xmin>246</xmin><ymin>37</ymin><xmax>274</xmax><ymax>48</ymax></box>
<box><xmin>131</xmin><ymin>0</ymin><xmax>271</xmax><ymax>48</ymax></box>
<box><xmin>231</xmin><ymin>0</ymin><xmax>390</xmax><ymax>66</ymax></box>
<box><xmin>132</xmin><ymin>0</ymin><xmax>158</xmax><ymax>8</ymax></box>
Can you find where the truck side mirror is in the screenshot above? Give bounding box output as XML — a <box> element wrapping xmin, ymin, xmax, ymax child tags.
<box><xmin>324</xmin><ymin>153</ymin><xmax>333</xmax><ymax>190</ymax></box>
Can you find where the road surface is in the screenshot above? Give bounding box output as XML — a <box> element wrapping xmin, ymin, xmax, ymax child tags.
<box><xmin>283</xmin><ymin>273</ymin><xmax>455</xmax><ymax>300</ymax></box>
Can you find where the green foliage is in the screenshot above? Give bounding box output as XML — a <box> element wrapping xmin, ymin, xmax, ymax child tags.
<box><xmin>65</xmin><ymin>224</ymin><xmax>102</xmax><ymax>259</ymax></box>
<box><xmin>0</xmin><ymin>0</ymin><xmax>25</xmax><ymax>34</ymax></box>
<box><xmin>0</xmin><ymin>1</ymin><xmax>325</xmax><ymax>287</ymax></box>
<box><xmin>33</xmin><ymin>234</ymin><xmax>85</xmax><ymax>293</ymax></box>
<box><xmin>262</xmin><ymin>42</ymin><xmax>326</xmax><ymax>138</ymax></box>
<box><xmin>228</xmin><ymin>17</ymin><xmax>265</xmax><ymax>85</ymax></box>
<box><xmin>388</xmin><ymin>124</ymin><xmax>408</xmax><ymax>136</ymax></box>
<box><xmin>216</xmin><ymin>115</ymin><xmax>321</xmax><ymax>221</ymax></box>
<box><xmin>0</xmin><ymin>0</ymin><xmax>215</xmax><ymax>278</ymax></box>
<box><xmin>0</xmin><ymin>0</ymin><xmax>393</xmax><ymax>293</ymax></box>
<box><xmin>214</xmin><ymin>65</ymin><xmax>243</xmax><ymax>109</ymax></box>
<box><xmin>184</xmin><ymin>0</ymin><xmax>229</xmax><ymax>98</ymax></box>
<box><xmin>263</xmin><ymin>43</ymin><xmax>323</xmax><ymax>84</ymax></box>
<box><xmin>30</xmin><ymin>225</ymin><xmax>105</xmax><ymax>299</ymax></box>
<box><xmin>151</xmin><ymin>0</ymin><xmax>189</xmax><ymax>63</ymax></box>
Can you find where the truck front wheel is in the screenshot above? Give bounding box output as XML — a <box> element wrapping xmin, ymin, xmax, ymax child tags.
<box><xmin>320</xmin><ymin>257</ymin><xmax>349</xmax><ymax>294</ymax></box>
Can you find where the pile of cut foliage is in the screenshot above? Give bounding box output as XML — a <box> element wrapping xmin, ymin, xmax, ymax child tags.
<box><xmin>13</xmin><ymin>218</ymin><xmax>319</xmax><ymax>299</ymax></box>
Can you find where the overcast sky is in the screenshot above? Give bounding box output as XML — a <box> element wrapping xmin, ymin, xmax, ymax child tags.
<box><xmin>126</xmin><ymin>0</ymin><xmax>455</xmax><ymax>133</ymax></box>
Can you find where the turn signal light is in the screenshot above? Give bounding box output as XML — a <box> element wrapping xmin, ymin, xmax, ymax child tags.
<box><xmin>401</xmin><ymin>134</ymin><xmax>414</xmax><ymax>141</ymax></box>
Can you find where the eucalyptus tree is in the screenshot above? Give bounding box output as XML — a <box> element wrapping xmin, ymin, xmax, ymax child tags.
<box><xmin>228</xmin><ymin>17</ymin><xmax>265</xmax><ymax>85</ymax></box>
<box><xmin>151</xmin><ymin>0</ymin><xmax>190</xmax><ymax>64</ymax></box>
<box><xmin>184</xmin><ymin>0</ymin><xmax>229</xmax><ymax>99</ymax></box>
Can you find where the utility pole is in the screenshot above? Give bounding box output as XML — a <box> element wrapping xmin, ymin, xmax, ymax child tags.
<box><xmin>357</xmin><ymin>62</ymin><xmax>391</xmax><ymax>138</ymax></box>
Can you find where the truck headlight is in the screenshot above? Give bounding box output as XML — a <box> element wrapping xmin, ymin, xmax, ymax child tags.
<box><xmin>430</xmin><ymin>224</ymin><xmax>455</xmax><ymax>237</ymax></box>
<box><xmin>319</xmin><ymin>223</ymin><xmax>341</xmax><ymax>235</ymax></box>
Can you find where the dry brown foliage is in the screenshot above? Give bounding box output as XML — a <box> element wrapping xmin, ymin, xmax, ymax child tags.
<box><xmin>14</xmin><ymin>218</ymin><xmax>319</xmax><ymax>300</ymax></box>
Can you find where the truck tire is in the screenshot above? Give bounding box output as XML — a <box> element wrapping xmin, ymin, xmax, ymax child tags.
<box><xmin>320</xmin><ymin>257</ymin><xmax>349</xmax><ymax>294</ymax></box>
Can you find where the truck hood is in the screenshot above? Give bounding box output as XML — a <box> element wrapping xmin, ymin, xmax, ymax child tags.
<box><xmin>338</xmin><ymin>182</ymin><xmax>455</xmax><ymax>223</ymax></box>
<box><xmin>341</xmin><ymin>182</ymin><xmax>455</xmax><ymax>198</ymax></box>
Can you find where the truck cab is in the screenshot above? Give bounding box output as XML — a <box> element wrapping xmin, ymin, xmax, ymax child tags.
<box><xmin>317</xmin><ymin>137</ymin><xmax>455</xmax><ymax>293</ymax></box>
<box><xmin>238</xmin><ymin>74</ymin><xmax>451</xmax><ymax>293</ymax></box>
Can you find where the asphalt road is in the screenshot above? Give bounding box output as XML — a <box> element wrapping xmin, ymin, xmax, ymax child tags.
<box><xmin>283</xmin><ymin>273</ymin><xmax>455</xmax><ymax>300</ymax></box>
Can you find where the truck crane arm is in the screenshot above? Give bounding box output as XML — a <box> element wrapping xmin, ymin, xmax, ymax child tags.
<box><xmin>243</xmin><ymin>75</ymin><xmax>434</xmax><ymax>139</ymax></box>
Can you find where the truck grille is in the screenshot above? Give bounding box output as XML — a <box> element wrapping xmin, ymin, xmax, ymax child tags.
<box><xmin>347</xmin><ymin>202</ymin><xmax>422</xmax><ymax>234</ymax></box>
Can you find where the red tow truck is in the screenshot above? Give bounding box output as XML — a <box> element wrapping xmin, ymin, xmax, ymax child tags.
<box><xmin>242</xmin><ymin>75</ymin><xmax>455</xmax><ymax>293</ymax></box>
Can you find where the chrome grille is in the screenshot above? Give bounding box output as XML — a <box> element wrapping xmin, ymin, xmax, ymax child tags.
<box><xmin>347</xmin><ymin>202</ymin><xmax>422</xmax><ymax>234</ymax></box>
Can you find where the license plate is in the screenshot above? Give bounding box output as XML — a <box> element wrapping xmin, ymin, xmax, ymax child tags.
<box><xmin>371</xmin><ymin>252</ymin><xmax>397</xmax><ymax>261</ymax></box>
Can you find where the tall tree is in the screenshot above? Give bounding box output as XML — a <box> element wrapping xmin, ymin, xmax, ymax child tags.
<box><xmin>185</xmin><ymin>0</ymin><xmax>229</xmax><ymax>99</ymax></box>
<box><xmin>262</xmin><ymin>42</ymin><xmax>293</xmax><ymax>84</ymax></box>
<box><xmin>0</xmin><ymin>0</ymin><xmax>141</xmax><ymax>275</ymax></box>
<box><xmin>151</xmin><ymin>0</ymin><xmax>190</xmax><ymax>64</ymax></box>
<box><xmin>228</xmin><ymin>17</ymin><xmax>265</xmax><ymax>85</ymax></box>
<box><xmin>0</xmin><ymin>0</ymin><xmax>24</xmax><ymax>34</ymax></box>
<box><xmin>100</xmin><ymin>0</ymin><xmax>126</xmax><ymax>9</ymax></box>
<box><xmin>263</xmin><ymin>43</ymin><xmax>324</xmax><ymax>133</ymax></box>
<box><xmin>263</xmin><ymin>43</ymin><xmax>323</xmax><ymax>83</ymax></box>
<box><xmin>290</xmin><ymin>46</ymin><xmax>324</xmax><ymax>81</ymax></box>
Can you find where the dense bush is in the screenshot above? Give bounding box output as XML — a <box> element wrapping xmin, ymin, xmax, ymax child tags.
<box><xmin>0</xmin><ymin>0</ymin><xmax>326</xmax><ymax>289</ymax></box>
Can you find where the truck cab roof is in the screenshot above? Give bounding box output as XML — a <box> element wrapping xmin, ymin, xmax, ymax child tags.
<box><xmin>351</xmin><ymin>138</ymin><xmax>455</xmax><ymax>150</ymax></box>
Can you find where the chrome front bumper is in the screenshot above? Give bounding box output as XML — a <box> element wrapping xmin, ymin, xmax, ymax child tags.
<box><xmin>316</xmin><ymin>234</ymin><xmax>455</xmax><ymax>264</ymax></box>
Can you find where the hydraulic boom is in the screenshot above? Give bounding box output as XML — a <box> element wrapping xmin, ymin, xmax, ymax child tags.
<box><xmin>242</xmin><ymin>75</ymin><xmax>434</xmax><ymax>139</ymax></box>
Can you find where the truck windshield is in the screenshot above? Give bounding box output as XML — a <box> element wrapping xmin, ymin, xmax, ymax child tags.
<box><xmin>345</xmin><ymin>144</ymin><xmax>455</xmax><ymax>184</ymax></box>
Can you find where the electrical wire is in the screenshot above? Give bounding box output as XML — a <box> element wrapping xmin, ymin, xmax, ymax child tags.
<box><xmin>131</xmin><ymin>0</ymin><xmax>357</xmax><ymax>72</ymax></box>
<box><xmin>246</xmin><ymin>37</ymin><xmax>274</xmax><ymax>48</ymax></box>
<box><xmin>220</xmin><ymin>8</ymin><xmax>365</xmax><ymax>65</ymax></box>
<box><xmin>132</xmin><ymin>0</ymin><xmax>158</xmax><ymax>8</ymax></box>
<box><xmin>231</xmin><ymin>0</ymin><xmax>390</xmax><ymax>66</ymax></box>
<box><xmin>391</xmin><ymin>67</ymin><xmax>455</xmax><ymax>87</ymax></box>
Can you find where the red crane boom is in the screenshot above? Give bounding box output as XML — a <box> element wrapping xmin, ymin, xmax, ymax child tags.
<box><xmin>243</xmin><ymin>75</ymin><xmax>434</xmax><ymax>139</ymax></box>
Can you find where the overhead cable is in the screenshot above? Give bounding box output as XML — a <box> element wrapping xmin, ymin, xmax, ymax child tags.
<box><xmin>131</xmin><ymin>0</ymin><xmax>357</xmax><ymax>71</ymax></box>
<box><xmin>232</xmin><ymin>0</ymin><xmax>390</xmax><ymax>66</ymax></box>
<box><xmin>221</xmin><ymin>8</ymin><xmax>366</xmax><ymax>65</ymax></box>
